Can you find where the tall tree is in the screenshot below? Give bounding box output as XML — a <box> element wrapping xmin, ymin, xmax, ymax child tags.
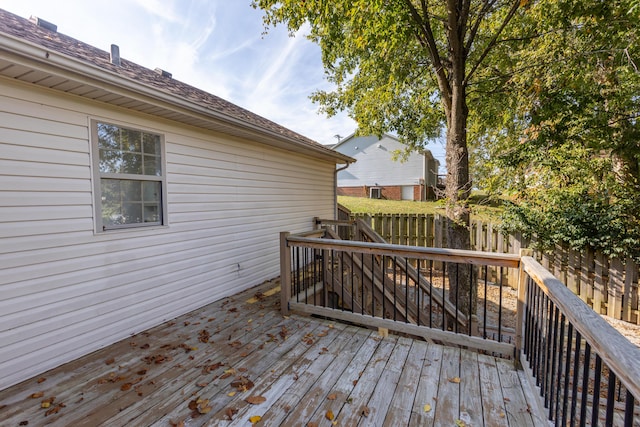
<box><xmin>473</xmin><ymin>0</ymin><xmax>640</xmax><ymax>260</ymax></box>
<box><xmin>254</xmin><ymin>0</ymin><xmax>523</xmax><ymax>316</ymax></box>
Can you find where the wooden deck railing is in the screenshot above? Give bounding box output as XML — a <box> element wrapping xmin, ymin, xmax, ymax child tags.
<box><xmin>519</xmin><ymin>256</ymin><xmax>640</xmax><ymax>426</ymax></box>
<box><xmin>280</xmin><ymin>221</ymin><xmax>640</xmax><ymax>426</ymax></box>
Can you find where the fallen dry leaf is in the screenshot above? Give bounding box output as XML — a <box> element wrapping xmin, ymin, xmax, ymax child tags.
<box><xmin>199</xmin><ymin>329</ymin><xmax>210</xmax><ymax>343</ymax></box>
<box><xmin>189</xmin><ymin>398</ymin><xmax>212</xmax><ymax>414</ymax></box>
<box><xmin>455</xmin><ymin>420</ymin><xmax>466</xmax><ymax>427</ymax></box>
<box><xmin>245</xmin><ymin>395</ymin><xmax>266</xmax><ymax>405</ymax></box>
<box><xmin>121</xmin><ymin>383</ymin><xmax>132</xmax><ymax>391</ymax></box>
<box><xmin>307</xmin><ymin>423</ymin><xmax>318</xmax><ymax>427</ymax></box>
<box><xmin>225</xmin><ymin>407</ymin><xmax>238</xmax><ymax>420</ymax></box>
<box><xmin>325</xmin><ymin>410</ymin><xmax>334</xmax><ymax>420</ymax></box>
<box><xmin>361</xmin><ymin>406</ymin><xmax>370</xmax><ymax>417</ymax></box>
<box><xmin>105</xmin><ymin>358</ymin><xmax>115</xmax><ymax>365</ymax></box>
<box><xmin>448</xmin><ymin>377</ymin><xmax>461</xmax><ymax>383</ymax></box>
<box><xmin>37</xmin><ymin>378</ymin><xmax>46</xmax><ymax>384</ymax></box>
<box><xmin>327</xmin><ymin>393</ymin><xmax>337</xmax><ymax>400</ymax></box>
<box><xmin>44</xmin><ymin>403</ymin><xmax>65</xmax><ymax>416</ymax></box>
<box><xmin>169</xmin><ymin>420</ymin><xmax>185</xmax><ymax>427</ymax></box>
<box><xmin>30</xmin><ymin>392</ymin><xmax>44</xmax><ymax>399</ymax></box>
<box><xmin>230</xmin><ymin>376</ymin><xmax>255</xmax><ymax>392</ymax></box>
<box><xmin>137</xmin><ymin>369</ymin><xmax>147</xmax><ymax>375</ymax></box>
<box><xmin>228</xmin><ymin>392</ymin><xmax>236</xmax><ymax>397</ymax></box>
<box><xmin>248</xmin><ymin>415</ymin><xmax>262</xmax><ymax>424</ymax></box>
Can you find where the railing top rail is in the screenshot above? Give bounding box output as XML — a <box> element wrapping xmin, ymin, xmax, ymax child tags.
<box><xmin>315</xmin><ymin>218</ymin><xmax>356</xmax><ymax>226</ymax></box>
<box><xmin>286</xmin><ymin>234</ymin><xmax>521</xmax><ymax>268</ymax></box>
<box><xmin>521</xmin><ymin>256</ymin><xmax>640</xmax><ymax>400</ymax></box>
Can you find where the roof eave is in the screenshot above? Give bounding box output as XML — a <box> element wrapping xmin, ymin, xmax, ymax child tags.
<box><xmin>0</xmin><ymin>32</ymin><xmax>354</xmax><ymax>164</ymax></box>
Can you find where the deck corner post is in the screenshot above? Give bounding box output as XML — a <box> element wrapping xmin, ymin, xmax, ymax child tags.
<box><xmin>280</xmin><ymin>231</ymin><xmax>292</xmax><ymax>316</ymax></box>
<box><xmin>515</xmin><ymin>248</ymin><xmax>533</xmax><ymax>367</ymax></box>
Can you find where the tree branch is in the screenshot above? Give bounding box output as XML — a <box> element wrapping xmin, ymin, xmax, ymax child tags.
<box><xmin>464</xmin><ymin>0</ymin><xmax>520</xmax><ymax>85</ymax></box>
<box><xmin>404</xmin><ymin>0</ymin><xmax>452</xmax><ymax>108</ymax></box>
<box><xmin>465</xmin><ymin>0</ymin><xmax>497</xmax><ymax>55</ymax></box>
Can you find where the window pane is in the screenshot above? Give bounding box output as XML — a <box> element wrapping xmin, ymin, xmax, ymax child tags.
<box><xmin>142</xmin><ymin>181</ymin><xmax>161</xmax><ymax>222</ymax></box>
<box><xmin>122</xmin><ymin>180</ymin><xmax>142</xmax><ymax>201</ymax></box>
<box><xmin>99</xmin><ymin>148</ymin><xmax>121</xmax><ymax>173</ymax></box>
<box><xmin>97</xmin><ymin>123</ymin><xmax>120</xmax><ymax>150</ymax></box>
<box><xmin>143</xmin><ymin>155</ymin><xmax>162</xmax><ymax>176</ymax></box>
<box><xmin>122</xmin><ymin>153</ymin><xmax>143</xmax><ymax>174</ymax></box>
<box><xmin>142</xmin><ymin>181</ymin><xmax>159</xmax><ymax>201</ymax></box>
<box><xmin>101</xmin><ymin>179</ymin><xmax>122</xmax><ymax>226</ymax></box>
<box><xmin>123</xmin><ymin>202</ymin><xmax>143</xmax><ymax>224</ymax></box>
<box><xmin>123</xmin><ymin>129</ymin><xmax>142</xmax><ymax>152</ymax></box>
<box><xmin>143</xmin><ymin>205</ymin><xmax>160</xmax><ymax>223</ymax></box>
<box><xmin>143</xmin><ymin>133</ymin><xmax>160</xmax><ymax>155</ymax></box>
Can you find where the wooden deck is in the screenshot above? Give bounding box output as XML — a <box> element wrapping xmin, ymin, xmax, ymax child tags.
<box><xmin>0</xmin><ymin>280</ymin><xmax>547</xmax><ymax>426</ymax></box>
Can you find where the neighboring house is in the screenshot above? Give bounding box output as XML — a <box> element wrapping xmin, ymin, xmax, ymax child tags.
<box><xmin>333</xmin><ymin>134</ymin><xmax>440</xmax><ymax>201</ymax></box>
<box><xmin>0</xmin><ymin>9</ymin><xmax>352</xmax><ymax>390</ymax></box>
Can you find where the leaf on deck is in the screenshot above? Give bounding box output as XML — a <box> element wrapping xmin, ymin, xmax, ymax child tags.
<box><xmin>361</xmin><ymin>406</ymin><xmax>370</xmax><ymax>417</ymax></box>
<box><xmin>30</xmin><ymin>392</ymin><xmax>44</xmax><ymax>399</ymax></box>
<box><xmin>245</xmin><ymin>395</ymin><xmax>266</xmax><ymax>405</ymax></box>
<box><xmin>424</xmin><ymin>404</ymin><xmax>432</xmax><ymax>412</ymax></box>
<box><xmin>448</xmin><ymin>377</ymin><xmax>461</xmax><ymax>383</ymax></box>
<box><xmin>327</xmin><ymin>393</ymin><xmax>337</xmax><ymax>400</ymax></box>
<box><xmin>249</xmin><ymin>415</ymin><xmax>262</xmax><ymax>424</ymax></box>
<box><xmin>225</xmin><ymin>407</ymin><xmax>238</xmax><ymax>420</ymax></box>
<box><xmin>105</xmin><ymin>358</ymin><xmax>115</xmax><ymax>365</ymax></box>
<box><xmin>325</xmin><ymin>410</ymin><xmax>335</xmax><ymax>420</ymax></box>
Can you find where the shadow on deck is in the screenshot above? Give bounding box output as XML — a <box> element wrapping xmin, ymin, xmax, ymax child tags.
<box><xmin>0</xmin><ymin>279</ymin><xmax>547</xmax><ymax>427</ymax></box>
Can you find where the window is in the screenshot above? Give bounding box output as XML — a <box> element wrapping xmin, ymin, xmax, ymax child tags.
<box><xmin>92</xmin><ymin>121</ymin><xmax>166</xmax><ymax>231</ymax></box>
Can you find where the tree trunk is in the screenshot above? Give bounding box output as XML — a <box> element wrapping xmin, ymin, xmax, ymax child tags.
<box><xmin>444</xmin><ymin>77</ymin><xmax>475</xmax><ymax>326</ymax></box>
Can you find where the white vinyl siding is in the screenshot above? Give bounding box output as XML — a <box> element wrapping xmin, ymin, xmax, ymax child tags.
<box><xmin>336</xmin><ymin>135</ymin><xmax>425</xmax><ymax>187</ymax></box>
<box><xmin>0</xmin><ymin>79</ymin><xmax>335</xmax><ymax>390</ymax></box>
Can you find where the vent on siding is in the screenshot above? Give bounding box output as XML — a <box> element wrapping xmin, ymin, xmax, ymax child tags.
<box><xmin>370</xmin><ymin>187</ymin><xmax>382</xmax><ymax>199</ymax></box>
<box><xmin>29</xmin><ymin>16</ymin><xmax>57</xmax><ymax>33</ymax></box>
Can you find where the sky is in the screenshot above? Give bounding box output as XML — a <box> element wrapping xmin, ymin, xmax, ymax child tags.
<box><xmin>1</xmin><ymin>0</ymin><xmax>445</xmax><ymax>164</ymax></box>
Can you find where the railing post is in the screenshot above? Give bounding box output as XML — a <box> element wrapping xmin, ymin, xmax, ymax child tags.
<box><xmin>515</xmin><ymin>248</ymin><xmax>533</xmax><ymax>367</ymax></box>
<box><xmin>280</xmin><ymin>231</ymin><xmax>292</xmax><ymax>316</ymax></box>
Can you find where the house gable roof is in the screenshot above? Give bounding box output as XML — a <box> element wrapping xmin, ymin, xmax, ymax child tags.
<box><xmin>333</xmin><ymin>132</ymin><xmax>436</xmax><ymax>161</ymax></box>
<box><xmin>0</xmin><ymin>8</ymin><xmax>353</xmax><ymax>164</ymax></box>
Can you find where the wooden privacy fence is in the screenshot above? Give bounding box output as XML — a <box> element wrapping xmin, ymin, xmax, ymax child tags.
<box><xmin>349</xmin><ymin>212</ymin><xmax>640</xmax><ymax>325</ymax></box>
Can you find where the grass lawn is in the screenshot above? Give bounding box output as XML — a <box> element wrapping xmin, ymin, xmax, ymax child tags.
<box><xmin>338</xmin><ymin>195</ymin><xmax>503</xmax><ymax>222</ymax></box>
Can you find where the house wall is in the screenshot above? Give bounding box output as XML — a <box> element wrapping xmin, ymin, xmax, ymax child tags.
<box><xmin>336</xmin><ymin>135</ymin><xmax>425</xmax><ymax>188</ymax></box>
<box><xmin>0</xmin><ymin>78</ymin><xmax>335</xmax><ymax>390</ymax></box>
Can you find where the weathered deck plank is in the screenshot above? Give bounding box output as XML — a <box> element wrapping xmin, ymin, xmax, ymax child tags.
<box><xmin>0</xmin><ymin>280</ymin><xmax>546</xmax><ymax>427</ymax></box>
<box><xmin>382</xmin><ymin>339</ymin><xmax>428</xmax><ymax>426</ymax></box>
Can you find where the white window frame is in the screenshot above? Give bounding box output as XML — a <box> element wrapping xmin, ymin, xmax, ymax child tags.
<box><xmin>91</xmin><ymin>119</ymin><xmax>168</xmax><ymax>232</ymax></box>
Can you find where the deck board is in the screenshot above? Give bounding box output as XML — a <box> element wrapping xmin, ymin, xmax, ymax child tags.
<box><xmin>0</xmin><ymin>280</ymin><xmax>546</xmax><ymax>426</ymax></box>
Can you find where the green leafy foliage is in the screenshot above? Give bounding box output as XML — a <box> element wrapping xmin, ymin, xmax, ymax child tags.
<box><xmin>473</xmin><ymin>0</ymin><xmax>640</xmax><ymax>260</ymax></box>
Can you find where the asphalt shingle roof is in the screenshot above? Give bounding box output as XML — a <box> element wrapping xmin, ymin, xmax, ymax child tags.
<box><xmin>0</xmin><ymin>8</ymin><xmax>348</xmax><ymax>161</ymax></box>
